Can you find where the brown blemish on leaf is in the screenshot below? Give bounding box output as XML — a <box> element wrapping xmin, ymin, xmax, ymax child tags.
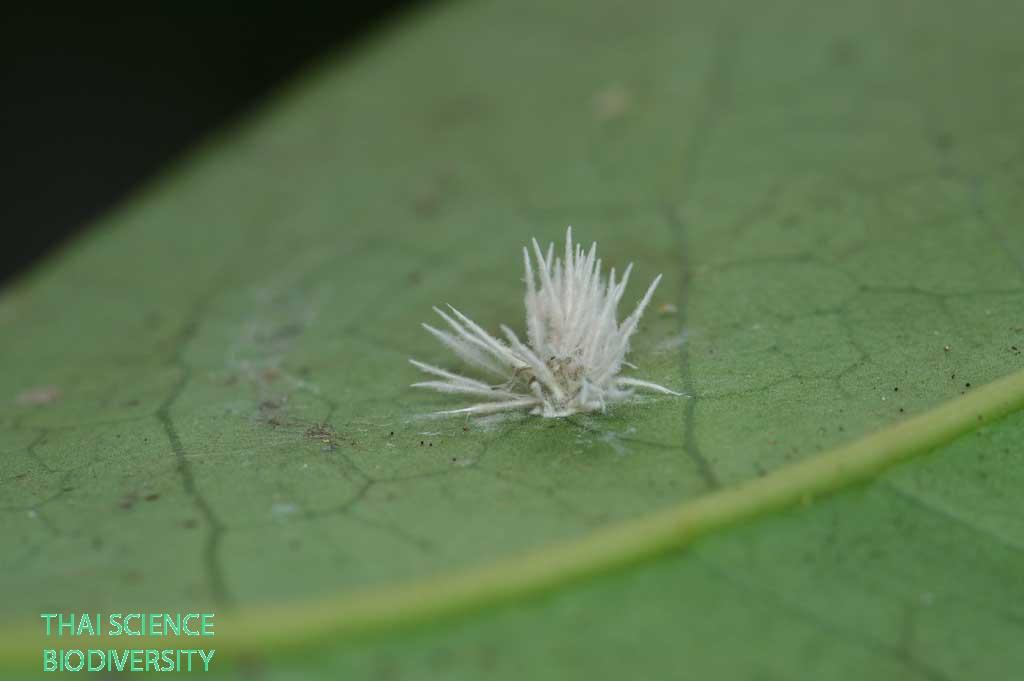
<box><xmin>429</xmin><ymin>93</ymin><xmax>489</xmax><ymax>131</ymax></box>
<box><xmin>305</xmin><ymin>422</ymin><xmax>337</xmax><ymax>440</ymax></box>
<box><xmin>593</xmin><ymin>83</ymin><xmax>633</xmax><ymax>122</ymax></box>
<box><xmin>829</xmin><ymin>39</ymin><xmax>861</xmax><ymax>67</ymax></box>
<box><xmin>306</xmin><ymin>422</ymin><xmax>340</xmax><ymax>451</ymax></box>
<box><xmin>259</xmin><ymin>399</ymin><xmax>287</xmax><ymax>427</ymax></box>
<box><xmin>15</xmin><ymin>386</ymin><xmax>61</xmax><ymax>406</ymax></box>
<box><xmin>411</xmin><ymin>170</ymin><xmax>458</xmax><ymax>219</ymax></box>
<box><xmin>122</xmin><ymin>570</ymin><xmax>144</xmax><ymax>585</ymax></box>
<box><xmin>412</xmin><ymin>192</ymin><xmax>442</xmax><ymax>219</ymax></box>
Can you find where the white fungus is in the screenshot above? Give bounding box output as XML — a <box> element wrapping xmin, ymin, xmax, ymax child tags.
<box><xmin>410</xmin><ymin>227</ymin><xmax>681</xmax><ymax>417</ymax></box>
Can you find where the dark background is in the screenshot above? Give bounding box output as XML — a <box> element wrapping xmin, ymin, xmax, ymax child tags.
<box><xmin>0</xmin><ymin>3</ymin><xmax>422</xmax><ymax>285</ymax></box>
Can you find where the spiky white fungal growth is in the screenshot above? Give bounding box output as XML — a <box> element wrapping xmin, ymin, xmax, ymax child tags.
<box><xmin>410</xmin><ymin>227</ymin><xmax>681</xmax><ymax>417</ymax></box>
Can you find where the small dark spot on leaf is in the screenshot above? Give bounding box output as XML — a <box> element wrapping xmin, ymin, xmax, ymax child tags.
<box><xmin>965</xmin><ymin>382</ymin><xmax>971</xmax><ymax>388</ymax></box>
<box><xmin>412</xmin><ymin>189</ymin><xmax>444</xmax><ymax>219</ymax></box>
<box><xmin>429</xmin><ymin>93</ymin><xmax>490</xmax><ymax>131</ymax></box>
<box><xmin>144</xmin><ymin>493</ymin><xmax>160</xmax><ymax>502</ymax></box>
<box><xmin>420</xmin><ymin>441</ymin><xmax>424</xmax><ymax>446</ymax></box>
<box><xmin>933</xmin><ymin>131</ymin><xmax>954</xmax><ymax>150</ymax></box>
<box><xmin>236</xmin><ymin>654</ymin><xmax>268</xmax><ymax>678</ymax></box>
<box><xmin>62</xmin><ymin>486</ymin><xmax>74</xmax><ymax>492</ymax></box>
<box><xmin>829</xmin><ymin>39</ymin><xmax>860</xmax><ymax>66</ymax></box>
<box><xmin>893</xmin><ymin>387</ymin><xmax>898</xmax><ymax>392</ymax></box>
<box><xmin>268</xmin><ymin>323</ymin><xmax>303</xmax><ymax>342</ymax></box>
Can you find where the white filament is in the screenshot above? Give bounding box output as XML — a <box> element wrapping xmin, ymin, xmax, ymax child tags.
<box><xmin>411</xmin><ymin>227</ymin><xmax>681</xmax><ymax>417</ymax></box>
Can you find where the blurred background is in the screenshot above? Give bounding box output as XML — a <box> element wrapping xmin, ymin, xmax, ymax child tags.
<box><xmin>0</xmin><ymin>2</ymin><xmax>422</xmax><ymax>285</ymax></box>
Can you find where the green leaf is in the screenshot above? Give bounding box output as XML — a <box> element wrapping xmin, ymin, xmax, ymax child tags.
<box><xmin>2</xmin><ymin>0</ymin><xmax>1024</xmax><ymax>678</ymax></box>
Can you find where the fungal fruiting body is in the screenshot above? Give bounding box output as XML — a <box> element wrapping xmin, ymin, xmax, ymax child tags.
<box><xmin>410</xmin><ymin>227</ymin><xmax>681</xmax><ymax>418</ymax></box>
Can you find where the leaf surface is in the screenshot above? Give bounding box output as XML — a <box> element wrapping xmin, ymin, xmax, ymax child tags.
<box><xmin>1</xmin><ymin>0</ymin><xmax>1023</xmax><ymax>678</ymax></box>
